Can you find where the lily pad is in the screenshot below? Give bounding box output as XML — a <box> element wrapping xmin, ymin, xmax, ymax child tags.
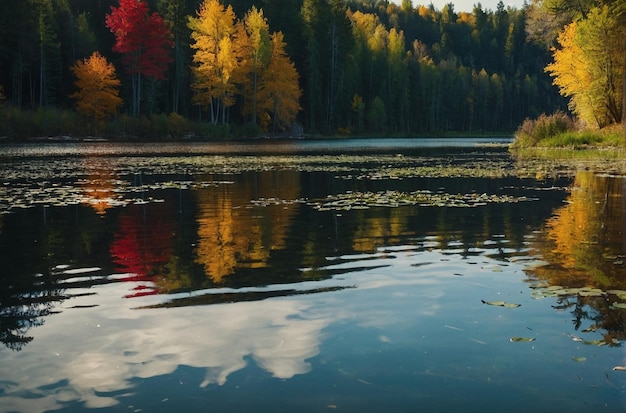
<box><xmin>611</xmin><ymin>302</ymin><xmax>626</xmax><ymax>310</ymax></box>
<box><xmin>530</xmin><ymin>290</ymin><xmax>557</xmax><ymax>299</ymax></box>
<box><xmin>578</xmin><ymin>289</ymin><xmax>604</xmax><ymax>297</ymax></box>
<box><xmin>481</xmin><ymin>299</ymin><xmax>521</xmax><ymax>308</ymax></box>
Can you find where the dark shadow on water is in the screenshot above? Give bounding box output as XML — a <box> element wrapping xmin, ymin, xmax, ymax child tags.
<box><xmin>135</xmin><ymin>285</ymin><xmax>353</xmax><ymax>309</ymax></box>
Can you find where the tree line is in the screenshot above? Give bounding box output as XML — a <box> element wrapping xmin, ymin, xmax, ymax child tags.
<box><xmin>0</xmin><ymin>0</ymin><xmax>569</xmax><ymax>137</ymax></box>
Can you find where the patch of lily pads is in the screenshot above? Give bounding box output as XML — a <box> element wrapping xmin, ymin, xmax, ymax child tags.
<box><xmin>308</xmin><ymin>190</ymin><xmax>532</xmax><ymax>211</ymax></box>
<box><xmin>0</xmin><ymin>179</ymin><xmax>234</xmax><ymax>214</ymax></box>
<box><xmin>4</xmin><ymin>149</ymin><xmax>613</xmax><ymax>215</ymax></box>
<box><xmin>530</xmin><ymin>284</ymin><xmax>626</xmax><ymax>328</ymax></box>
<box><xmin>529</xmin><ymin>284</ymin><xmax>609</xmax><ymax>300</ymax></box>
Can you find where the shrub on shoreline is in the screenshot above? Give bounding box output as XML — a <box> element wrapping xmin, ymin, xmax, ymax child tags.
<box><xmin>511</xmin><ymin>112</ymin><xmax>625</xmax><ymax>151</ymax></box>
<box><xmin>512</xmin><ymin>111</ymin><xmax>576</xmax><ymax>148</ymax></box>
<box><xmin>0</xmin><ymin>107</ymin><xmax>245</xmax><ymax>140</ymax></box>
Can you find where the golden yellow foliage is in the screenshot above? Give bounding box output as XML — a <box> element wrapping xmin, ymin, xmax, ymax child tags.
<box><xmin>418</xmin><ymin>5</ymin><xmax>432</xmax><ymax>18</ymax></box>
<box><xmin>531</xmin><ymin>171</ymin><xmax>626</xmax><ymax>288</ymax></box>
<box><xmin>349</xmin><ymin>11</ymin><xmax>381</xmax><ymax>44</ymax></box>
<box><xmin>194</xmin><ymin>173</ymin><xmax>299</xmax><ymax>284</ymax></box>
<box><xmin>258</xmin><ymin>32</ymin><xmax>302</xmax><ymax>133</ymax></box>
<box><xmin>545</xmin><ymin>22</ymin><xmax>594</xmax><ymax>125</ymax></box>
<box><xmin>240</xmin><ymin>6</ymin><xmax>271</xmax><ymax>123</ymax></box>
<box><xmin>70</xmin><ymin>52</ymin><xmax>122</xmax><ymax>123</ymax></box>
<box><xmin>188</xmin><ymin>0</ymin><xmax>239</xmax><ymax>121</ymax></box>
<box><xmin>457</xmin><ymin>12</ymin><xmax>473</xmax><ymax>25</ymax></box>
<box><xmin>545</xmin><ymin>7</ymin><xmax>625</xmax><ymax>128</ymax></box>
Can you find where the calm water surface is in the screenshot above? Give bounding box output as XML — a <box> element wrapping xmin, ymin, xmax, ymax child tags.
<box><xmin>1</xmin><ymin>138</ymin><xmax>626</xmax><ymax>412</ymax></box>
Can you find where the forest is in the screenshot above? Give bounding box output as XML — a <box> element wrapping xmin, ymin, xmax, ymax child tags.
<box><xmin>0</xmin><ymin>0</ymin><xmax>620</xmax><ymax>138</ymax></box>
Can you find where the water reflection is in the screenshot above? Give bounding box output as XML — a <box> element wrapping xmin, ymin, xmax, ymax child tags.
<box><xmin>0</xmin><ymin>244</ymin><xmax>521</xmax><ymax>412</ymax></box>
<box><xmin>194</xmin><ymin>171</ymin><xmax>300</xmax><ymax>284</ymax></box>
<box><xmin>110</xmin><ymin>203</ymin><xmax>176</xmax><ymax>297</ymax></box>
<box><xmin>0</xmin><ymin>161</ymin><xmax>565</xmax><ymax>352</ymax></box>
<box><xmin>6</xmin><ymin>144</ymin><xmax>626</xmax><ymax>411</ymax></box>
<box><xmin>529</xmin><ymin>171</ymin><xmax>626</xmax><ymax>287</ymax></box>
<box><xmin>527</xmin><ymin>171</ymin><xmax>626</xmax><ymax>345</ymax></box>
<box><xmin>79</xmin><ymin>157</ymin><xmax>121</xmax><ymax>215</ymax></box>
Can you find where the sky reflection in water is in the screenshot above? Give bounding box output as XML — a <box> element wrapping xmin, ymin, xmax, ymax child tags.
<box><xmin>2</xmin><ymin>245</ymin><xmax>537</xmax><ymax>412</ymax></box>
<box><xmin>1</xmin><ymin>140</ymin><xmax>626</xmax><ymax>412</ymax></box>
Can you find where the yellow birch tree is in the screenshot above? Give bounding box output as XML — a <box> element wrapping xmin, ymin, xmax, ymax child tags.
<box><xmin>241</xmin><ymin>6</ymin><xmax>271</xmax><ymax>125</ymax></box>
<box><xmin>545</xmin><ymin>22</ymin><xmax>596</xmax><ymax>125</ymax></box>
<box><xmin>188</xmin><ymin>0</ymin><xmax>239</xmax><ymax>124</ymax></box>
<box><xmin>545</xmin><ymin>7</ymin><xmax>625</xmax><ymax>128</ymax></box>
<box><xmin>257</xmin><ymin>32</ymin><xmax>302</xmax><ymax>133</ymax></box>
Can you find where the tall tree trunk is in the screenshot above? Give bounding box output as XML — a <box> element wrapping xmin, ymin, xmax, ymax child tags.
<box><xmin>251</xmin><ymin>70</ymin><xmax>258</xmax><ymax>125</ymax></box>
<box><xmin>39</xmin><ymin>42</ymin><xmax>44</xmax><ymax>107</ymax></box>
<box><xmin>327</xmin><ymin>18</ymin><xmax>337</xmax><ymax>131</ymax></box>
<box><xmin>131</xmin><ymin>72</ymin><xmax>142</xmax><ymax>116</ymax></box>
<box><xmin>173</xmin><ymin>35</ymin><xmax>181</xmax><ymax>114</ymax></box>
<box><xmin>622</xmin><ymin>56</ymin><xmax>626</xmax><ymax>147</ymax></box>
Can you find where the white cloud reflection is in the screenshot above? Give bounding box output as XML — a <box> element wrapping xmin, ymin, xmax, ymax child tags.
<box><xmin>0</xmin><ymin>284</ymin><xmax>339</xmax><ymax>412</ymax></box>
<box><xmin>0</xmin><ymin>249</ymin><xmax>508</xmax><ymax>412</ymax></box>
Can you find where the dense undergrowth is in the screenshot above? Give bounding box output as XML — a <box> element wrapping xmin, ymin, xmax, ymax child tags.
<box><xmin>511</xmin><ymin>112</ymin><xmax>625</xmax><ymax>155</ymax></box>
<box><xmin>0</xmin><ymin>107</ymin><xmax>263</xmax><ymax>140</ymax></box>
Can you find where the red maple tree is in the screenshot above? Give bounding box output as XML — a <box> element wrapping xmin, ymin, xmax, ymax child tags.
<box><xmin>106</xmin><ymin>0</ymin><xmax>173</xmax><ymax>116</ymax></box>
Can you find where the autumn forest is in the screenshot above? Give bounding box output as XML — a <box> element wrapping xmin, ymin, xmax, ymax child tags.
<box><xmin>0</xmin><ymin>0</ymin><xmax>622</xmax><ymax>138</ymax></box>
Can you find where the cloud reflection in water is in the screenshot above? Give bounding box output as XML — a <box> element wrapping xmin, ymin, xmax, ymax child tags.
<box><xmin>0</xmin><ymin>247</ymin><xmax>514</xmax><ymax>412</ymax></box>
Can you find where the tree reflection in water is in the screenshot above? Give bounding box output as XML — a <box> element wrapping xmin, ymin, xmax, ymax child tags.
<box><xmin>528</xmin><ymin>171</ymin><xmax>626</xmax><ymax>344</ymax></box>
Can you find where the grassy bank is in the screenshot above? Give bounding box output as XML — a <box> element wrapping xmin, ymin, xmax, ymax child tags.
<box><xmin>507</xmin><ymin>112</ymin><xmax>626</xmax><ymax>177</ymax></box>
<box><xmin>510</xmin><ymin>112</ymin><xmax>625</xmax><ymax>158</ymax></box>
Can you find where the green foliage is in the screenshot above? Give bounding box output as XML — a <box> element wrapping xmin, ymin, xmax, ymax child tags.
<box><xmin>0</xmin><ymin>107</ymin><xmax>83</xmax><ymax>138</ymax></box>
<box><xmin>0</xmin><ymin>0</ymin><xmax>566</xmax><ymax>137</ymax></box>
<box><xmin>367</xmin><ymin>96</ymin><xmax>387</xmax><ymax>132</ymax></box>
<box><xmin>541</xmin><ymin>131</ymin><xmax>605</xmax><ymax>148</ymax></box>
<box><xmin>167</xmin><ymin>112</ymin><xmax>190</xmax><ymax>138</ymax></box>
<box><xmin>0</xmin><ymin>107</ymin><xmax>258</xmax><ymax>140</ymax></box>
<box><xmin>512</xmin><ymin>111</ymin><xmax>624</xmax><ymax>150</ymax></box>
<box><xmin>545</xmin><ymin>7</ymin><xmax>625</xmax><ymax>128</ymax></box>
<box><xmin>232</xmin><ymin>122</ymin><xmax>262</xmax><ymax>138</ymax></box>
<box><xmin>513</xmin><ymin>111</ymin><xmax>576</xmax><ymax>148</ymax></box>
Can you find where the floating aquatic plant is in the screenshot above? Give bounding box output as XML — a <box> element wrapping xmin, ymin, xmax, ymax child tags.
<box><xmin>510</xmin><ymin>337</ymin><xmax>535</xmax><ymax>342</ymax></box>
<box><xmin>529</xmin><ymin>285</ymin><xmax>607</xmax><ymax>300</ymax></box>
<box><xmin>481</xmin><ymin>300</ymin><xmax>521</xmax><ymax>308</ymax></box>
<box><xmin>307</xmin><ymin>190</ymin><xmax>532</xmax><ymax>211</ymax></box>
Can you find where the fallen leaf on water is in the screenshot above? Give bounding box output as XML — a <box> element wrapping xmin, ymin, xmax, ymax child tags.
<box><xmin>583</xmin><ymin>339</ymin><xmax>607</xmax><ymax>347</ymax></box>
<box><xmin>481</xmin><ymin>299</ymin><xmax>521</xmax><ymax>308</ymax></box>
<box><xmin>581</xmin><ymin>325</ymin><xmax>597</xmax><ymax>333</ymax></box>
<box><xmin>510</xmin><ymin>337</ymin><xmax>535</xmax><ymax>342</ymax></box>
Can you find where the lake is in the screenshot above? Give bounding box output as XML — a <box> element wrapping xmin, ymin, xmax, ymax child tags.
<box><xmin>1</xmin><ymin>138</ymin><xmax>626</xmax><ymax>412</ymax></box>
